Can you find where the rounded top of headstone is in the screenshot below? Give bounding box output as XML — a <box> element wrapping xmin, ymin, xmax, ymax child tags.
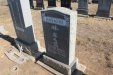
<box><xmin>42</xmin><ymin>7</ymin><xmax>77</xmax><ymax>16</ymax></box>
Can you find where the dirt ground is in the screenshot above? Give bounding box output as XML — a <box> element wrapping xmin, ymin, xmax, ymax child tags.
<box><xmin>0</xmin><ymin>0</ymin><xmax>113</xmax><ymax>75</ymax></box>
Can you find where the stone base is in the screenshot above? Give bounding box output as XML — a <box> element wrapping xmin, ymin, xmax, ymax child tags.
<box><xmin>94</xmin><ymin>16</ymin><xmax>111</xmax><ymax>20</ymax></box>
<box><xmin>78</xmin><ymin>14</ymin><xmax>89</xmax><ymax>18</ymax></box>
<box><xmin>42</xmin><ymin>55</ymin><xmax>77</xmax><ymax>75</ymax></box>
<box><xmin>35</xmin><ymin>7</ymin><xmax>44</xmax><ymax>10</ymax></box>
<box><xmin>15</xmin><ymin>39</ymin><xmax>42</xmax><ymax>58</ymax></box>
<box><xmin>77</xmin><ymin>9</ymin><xmax>88</xmax><ymax>15</ymax></box>
<box><xmin>47</xmin><ymin>6</ymin><xmax>56</xmax><ymax>8</ymax></box>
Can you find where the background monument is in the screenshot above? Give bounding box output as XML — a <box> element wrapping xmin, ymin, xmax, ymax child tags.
<box><xmin>96</xmin><ymin>0</ymin><xmax>112</xmax><ymax>18</ymax></box>
<box><xmin>48</xmin><ymin>0</ymin><xmax>56</xmax><ymax>8</ymax></box>
<box><xmin>36</xmin><ymin>0</ymin><xmax>44</xmax><ymax>10</ymax></box>
<box><xmin>61</xmin><ymin>0</ymin><xmax>72</xmax><ymax>9</ymax></box>
<box><xmin>77</xmin><ymin>0</ymin><xmax>88</xmax><ymax>15</ymax></box>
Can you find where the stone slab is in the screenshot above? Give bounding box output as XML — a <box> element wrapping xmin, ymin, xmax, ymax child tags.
<box><xmin>5</xmin><ymin>50</ymin><xmax>26</xmax><ymax>64</ymax></box>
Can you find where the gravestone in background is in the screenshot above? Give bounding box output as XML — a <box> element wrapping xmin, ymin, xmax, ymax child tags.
<box><xmin>77</xmin><ymin>0</ymin><xmax>88</xmax><ymax>15</ymax></box>
<box><xmin>36</xmin><ymin>0</ymin><xmax>44</xmax><ymax>10</ymax></box>
<box><xmin>7</xmin><ymin>0</ymin><xmax>41</xmax><ymax>57</ymax></box>
<box><xmin>41</xmin><ymin>7</ymin><xmax>77</xmax><ymax>75</ymax></box>
<box><xmin>61</xmin><ymin>0</ymin><xmax>72</xmax><ymax>9</ymax></box>
<box><xmin>92</xmin><ymin>0</ymin><xmax>98</xmax><ymax>3</ymax></box>
<box><xmin>48</xmin><ymin>0</ymin><xmax>56</xmax><ymax>8</ymax></box>
<box><xmin>96</xmin><ymin>0</ymin><xmax>112</xmax><ymax>17</ymax></box>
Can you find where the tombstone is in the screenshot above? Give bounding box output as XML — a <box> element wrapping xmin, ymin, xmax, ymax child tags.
<box><xmin>48</xmin><ymin>0</ymin><xmax>56</xmax><ymax>8</ymax></box>
<box><xmin>96</xmin><ymin>0</ymin><xmax>112</xmax><ymax>18</ymax></box>
<box><xmin>7</xmin><ymin>0</ymin><xmax>41</xmax><ymax>57</ymax></box>
<box><xmin>36</xmin><ymin>0</ymin><xmax>44</xmax><ymax>10</ymax></box>
<box><xmin>41</xmin><ymin>7</ymin><xmax>77</xmax><ymax>75</ymax></box>
<box><xmin>61</xmin><ymin>0</ymin><xmax>72</xmax><ymax>9</ymax></box>
<box><xmin>92</xmin><ymin>0</ymin><xmax>98</xmax><ymax>3</ymax></box>
<box><xmin>77</xmin><ymin>0</ymin><xmax>88</xmax><ymax>16</ymax></box>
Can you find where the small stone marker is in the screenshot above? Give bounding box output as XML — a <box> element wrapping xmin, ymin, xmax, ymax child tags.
<box><xmin>48</xmin><ymin>0</ymin><xmax>56</xmax><ymax>8</ymax></box>
<box><xmin>61</xmin><ymin>0</ymin><xmax>72</xmax><ymax>9</ymax></box>
<box><xmin>7</xmin><ymin>0</ymin><xmax>41</xmax><ymax>57</ymax></box>
<box><xmin>88</xmin><ymin>0</ymin><xmax>92</xmax><ymax>3</ymax></box>
<box><xmin>36</xmin><ymin>0</ymin><xmax>44</xmax><ymax>10</ymax></box>
<box><xmin>41</xmin><ymin>7</ymin><xmax>77</xmax><ymax>75</ymax></box>
<box><xmin>77</xmin><ymin>0</ymin><xmax>88</xmax><ymax>16</ymax></box>
<box><xmin>96</xmin><ymin>0</ymin><xmax>112</xmax><ymax>18</ymax></box>
<box><xmin>5</xmin><ymin>50</ymin><xmax>26</xmax><ymax>64</ymax></box>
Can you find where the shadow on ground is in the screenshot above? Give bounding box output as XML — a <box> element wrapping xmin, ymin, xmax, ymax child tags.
<box><xmin>72</xmin><ymin>69</ymin><xmax>86</xmax><ymax>75</ymax></box>
<box><xmin>0</xmin><ymin>33</ymin><xmax>17</xmax><ymax>48</ymax></box>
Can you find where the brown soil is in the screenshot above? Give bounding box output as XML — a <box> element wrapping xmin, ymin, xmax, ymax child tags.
<box><xmin>0</xmin><ymin>0</ymin><xmax>113</xmax><ymax>75</ymax></box>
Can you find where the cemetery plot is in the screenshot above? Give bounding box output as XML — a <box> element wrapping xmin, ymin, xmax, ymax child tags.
<box><xmin>0</xmin><ymin>0</ymin><xmax>113</xmax><ymax>75</ymax></box>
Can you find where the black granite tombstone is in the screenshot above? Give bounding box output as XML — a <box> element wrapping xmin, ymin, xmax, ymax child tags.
<box><xmin>77</xmin><ymin>0</ymin><xmax>88</xmax><ymax>15</ymax></box>
<box><xmin>48</xmin><ymin>0</ymin><xmax>56</xmax><ymax>8</ymax></box>
<box><xmin>96</xmin><ymin>0</ymin><xmax>112</xmax><ymax>17</ymax></box>
<box><xmin>29</xmin><ymin>0</ymin><xmax>34</xmax><ymax>9</ymax></box>
<box><xmin>7</xmin><ymin>0</ymin><xmax>41</xmax><ymax>57</ymax></box>
<box><xmin>41</xmin><ymin>7</ymin><xmax>77</xmax><ymax>75</ymax></box>
<box><xmin>61</xmin><ymin>0</ymin><xmax>72</xmax><ymax>9</ymax></box>
<box><xmin>36</xmin><ymin>0</ymin><xmax>44</xmax><ymax>10</ymax></box>
<box><xmin>92</xmin><ymin>0</ymin><xmax>98</xmax><ymax>3</ymax></box>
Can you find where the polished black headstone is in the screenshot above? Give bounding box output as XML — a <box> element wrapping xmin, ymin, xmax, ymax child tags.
<box><xmin>77</xmin><ymin>0</ymin><xmax>88</xmax><ymax>15</ymax></box>
<box><xmin>36</xmin><ymin>0</ymin><xmax>44</xmax><ymax>10</ymax></box>
<box><xmin>41</xmin><ymin>7</ymin><xmax>77</xmax><ymax>65</ymax></box>
<box><xmin>61</xmin><ymin>0</ymin><xmax>71</xmax><ymax>9</ymax></box>
<box><xmin>96</xmin><ymin>0</ymin><xmax>112</xmax><ymax>17</ymax></box>
<box><xmin>48</xmin><ymin>0</ymin><xmax>56</xmax><ymax>7</ymax></box>
<box><xmin>42</xmin><ymin>10</ymin><xmax>70</xmax><ymax>64</ymax></box>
